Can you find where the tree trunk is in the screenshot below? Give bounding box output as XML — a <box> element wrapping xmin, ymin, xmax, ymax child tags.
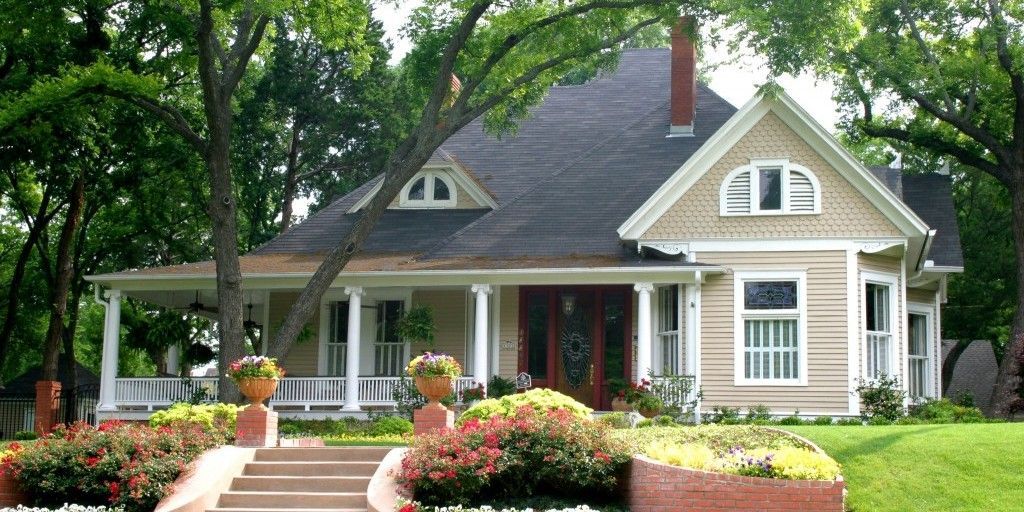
<box><xmin>205</xmin><ymin>117</ymin><xmax>246</xmax><ymax>404</ymax></box>
<box><xmin>41</xmin><ymin>173</ymin><xmax>85</xmax><ymax>382</ymax></box>
<box><xmin>279</xmin><ymin>121</ymin><xmax>302</xmax><ymax>233</ymax></box>
<box><xmin>992</xmin><ymin>180</ymin><xmax>1024</xmax><ymax>415</ymax></box>
<box><xmin>60</xmin><ymin>283</ymin><xmax>83</xmax><ymax>393</ymax></box>
<box><xmin>0</xmin><ymin>189</ymin><xmax>52</xmax><ymax>380</ymax></box>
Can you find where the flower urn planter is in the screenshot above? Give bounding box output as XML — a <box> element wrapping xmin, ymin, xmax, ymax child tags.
<box><xmin>611</xmin><ymin>397</ymin><xmax>631</xmax><ymax>412</ymax></box>
<box><xmin>415</xmin><ymin>376</ymin><xmax>452</xmax><ymax>409</ymax></box>
<box><xmin>637</xmin><ymin>406</ymin><xmax>662</xmax><ymax>419</ymax></box>
<box><xmin>237</xmin><ymin>377</ymin><xmax>279</xmax><ymax>410</ymax></box>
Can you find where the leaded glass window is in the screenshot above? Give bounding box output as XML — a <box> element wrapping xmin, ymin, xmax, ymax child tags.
<box><xmin>744</xmin><ymin>281</ymin><xmax>798</xmax><ymax>310</ymax></box>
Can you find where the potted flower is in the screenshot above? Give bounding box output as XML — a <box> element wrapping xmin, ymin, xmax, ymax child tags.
<box><xmin>625</xmin><ymin>378</ymin><xmax>663</xmax><ymax>418</ymax></box>
<box><xmin>460</xmin><ymin>382</ymin><xmax>486</xmax><ymax>406</ymax></box>
<box><xmin>406</xmin><ymin>352</ymin><xmax>462</xmax><ymax>409</ymax></box>
<box><xmin>227</xmin><ymin>356</ymin><xmax>285</xmax><ymax>409</ymax></box>
<box><xmin>608</xmin><ymin>378</ymin><xmax>631</xmax><ymax>412</ymax></box>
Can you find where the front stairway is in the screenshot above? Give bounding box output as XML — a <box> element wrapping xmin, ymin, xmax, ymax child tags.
<box><xmin>208</xmin><ymin>447</ymin><xmax>392</xmax><ymax>512</ymax></box>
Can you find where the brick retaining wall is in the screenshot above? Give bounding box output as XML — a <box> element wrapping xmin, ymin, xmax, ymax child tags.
<box><xmin>626</xmin><ymin>455</ymin><xmax>845</xmax><ymax>512</ymax></box>
<box><xmin>0</xmin><ymin>470</ymin><xmax>25</xmax><ymax>507</ymax></box>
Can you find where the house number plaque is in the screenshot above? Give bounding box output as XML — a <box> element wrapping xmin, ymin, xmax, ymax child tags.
<box><xmin>516</xmin><ymin>372</ymin><xmax>532</xmax><ymax>390</ymax></box>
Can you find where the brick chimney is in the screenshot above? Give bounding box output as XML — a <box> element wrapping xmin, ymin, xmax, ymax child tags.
<box><xmin>670</xmin><ymin>17</ymin><xmax>697</xmax><ymax>136</ymax></box>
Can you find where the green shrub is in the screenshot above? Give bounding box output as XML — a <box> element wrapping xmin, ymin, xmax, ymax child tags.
<box><xmin>6</xmin><ymin>421</ymin><xmax>217</xmax><ymax>512</ymax></box>
<box><xmin>652</xmin><ymin>415</ymin><xmax>678</xmax><ymax>427</ymax></box>
<box><xmin>487</xmin><ymin>375</ymin><xmax>517</xmax><ymax>399</ymax></box>
<box><xmin>397</xmin><ymin>408</ymin><xmax>629</xmax><ymax>506</ymax></box>
<box><xmin>746</xmin><ymin>404</ymin><xmax>772</xmax><ymax>422</ymax></box>
<box><xmin>868</xmin><ymin>416</ymin><xmax>893</xmax><ymax>426</ymax></box>
<box><xmin>951</xmin><ymin>390</ymin><xmax>975</xmax><ymax>408</ymax></box>
<box><xmin>149</xmin><ymin>402</ymin><xmax>237</xmax><ymax>442</ymax></box>
<box><xmin>705</xmin><ymin>406</ymin><xmax>741</xmax><ymax>424</ymax></box>
<box><xmin>775</xmin><ymin>414</ymin><xmax>805</xmax><ymax>426</ymax></box>
<box><xmin>457</xmin><ymin>388</ymin><xmax>592</xmax><ymax>424</ymax></box>
<box><xmin>834</xmin><ymin>417</ymin><xmax>863</xmax><ymax>426</ymax></box>
<box><xmin>910</xmin><ymin>399</ymin><xmax>987</xmax><ymax>423</ymax></box>
<box><xmin>13</xmin><ymin>430</ymin><xmax>37</xmax><ymax>441</ymax></box>
<box><xmin>368</xmin><ymin>416</ymin><xmax>413</xmax><ymax>436</ymax></box>
<box><xmin>596</xmin><ymin>412</ymin><xmax>630</xmax><ymax>429</ymax></box>
<box><xmin>813</xmin><ymin>416</ymin><xmax>834</xmax><ymax>426</ymax></box>
<box><xmin>856</xmin><ymin>374</ymin><xmax>906</xmax><ymax>421</ymax></box>
<box><xmin>636</xmin><ymin>418</ymin><xmax>653</xmax><ymax>428</ymax></box>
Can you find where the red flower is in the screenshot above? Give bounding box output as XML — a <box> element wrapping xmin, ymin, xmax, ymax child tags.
<box><xmin>594</xmin><ymin>451</ymin><xmax>612</xmax><ymax>463</ymax></box>
<box><xmin>108</xmin><ymin>481</ymin><xmax>121</xmax><ymax>502</ymax></box>
<box><xmin>398</xmin><ymin>504</ymin><xmax>418</xmax><ymax>512</ymax></box>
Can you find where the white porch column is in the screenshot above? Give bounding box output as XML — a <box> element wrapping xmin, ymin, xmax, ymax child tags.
<box><xmin>166</xmin><ymin>345</ymin><xmax>181</xmax><ymax>376</ymax></box>
<box><xmin>471</xmin><ymin>284</ymin><xmax>492</xmax><ymax>389</ymax></box>
<box><xmin>635</xmin><ymin>282</ymin><xmax>654</xmax><ymax>384</ymax></box>
<box><xmin>342</xmin><ymin>286</ymin><xmax>364</xmax><ymax>411</ymax></box>
<box><xmin>97</xmin><ymin>289</ymin><xmax>122</xmax><ymax>412</ymax></box>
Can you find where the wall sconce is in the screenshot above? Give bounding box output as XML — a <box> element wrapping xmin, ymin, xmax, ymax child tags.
<box><xmin>561</xmin><ymin>293</ymin><xmax>577</xmax><ymax>316</ymax></box>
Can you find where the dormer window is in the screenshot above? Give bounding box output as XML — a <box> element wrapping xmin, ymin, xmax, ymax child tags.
<box><xmin>720</xmin><ymin>159</ymin><xmax>820</xmax><ymax>216</ymax></box>
<box><xmin>399</xmin><ymin>171</ymin><xmax>457</xmax><ymax>208</ymax></box>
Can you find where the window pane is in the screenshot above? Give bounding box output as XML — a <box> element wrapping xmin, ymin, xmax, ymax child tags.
<box><xmin>866</xmin><ymin>283</ymin><xmax>890</xmax><ymax>332</ymax></box>
<box><xmin>377</xmin><ymin>300</ymin><xmax>403</xmax><ymax>344</ymax></box>
<box><xmin>744</xmin><ymin>318</ymin><xmax>799</xmax><ymax>380</ymax></box>
<box><xmin>408</xmin><ymin>177</ymin><xmax>426</xmax><ymax>200</ymax></box>
<box><xmin>433</xmin><ymin>177</ymin><xmax>451</xmax><ymax>200</ymax></box>
<box><xmin>759</xmin><ymin>167</ymin><xmax>782</xmax><ymax>210</ymax></box>
<box><xmin>330</xmin><ymin>302</ymin><xmax>349</xmax><ymax>343</ymax></box>
<box><xmin>659</xmin><ymin>285</ymin><xmax>678</xmax><ymax>332</ymax></box>
<box><xmin>744</xmin><ymin>281</ymin><xmax>798</xmax><ymax>310</ymax></box>
<box><xmin>909</xmin><ymin>314</ymin><xmax>927</xmax><ymax>356</ymax></box>
<box><xmin>527</xmin><ymin>292</ymin><xmax>549</xmax><ymax>379</ymax></box>
<box><xmin>603</xmin><ymin>292</ymin><xmax>626</xmax><ymax>381</ymax></box>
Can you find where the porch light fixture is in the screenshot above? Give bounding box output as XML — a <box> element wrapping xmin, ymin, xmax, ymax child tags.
<box><xmin>243</xmin><ymin>303</ymin><xmax>262</xmax><ymax>330</ymax></box>
<box><xmin>561</xmin><ymin>293</ymin><xmax>577</xmax><ymax>317</ymax></box>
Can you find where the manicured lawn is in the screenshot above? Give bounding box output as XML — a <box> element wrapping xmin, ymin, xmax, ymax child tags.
<box><xmin>785</xmin><ymin>424</ymin><xmax>1024</xmax><ymax>512</ymax></box>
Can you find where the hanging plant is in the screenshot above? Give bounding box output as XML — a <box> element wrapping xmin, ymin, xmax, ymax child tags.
<box><xmin>396</xmin><ymin>305</ymin><xmax>436</xmax><ymax>350</ymax></box>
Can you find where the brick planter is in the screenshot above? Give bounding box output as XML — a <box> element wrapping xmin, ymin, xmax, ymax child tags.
<box><xmin>626</xmin><ymin>456</ymin><xmax>845</xmax><ymax>512</ymax></box>
<box><xmin>0</xmin><ymin>470</ymin><xmax>26</xmax><ymax>507</ymax></box>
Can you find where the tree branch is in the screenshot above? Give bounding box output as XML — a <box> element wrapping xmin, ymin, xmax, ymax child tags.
<box><xmin>898</xmin><ymin>0</ymin><xmax>955</xmax><ymax>110</ymax></box>
<box><xmin>224</xmin><ymin>13</ymin><xmax>271</xmax><ymax>96</ymax></box>
<box><xmin>986</xmin><ymin>0</ymin><xmax>1024</xmax><ymax>150</ymax></box>
<box><xmin>121</xmin><ymin>94</ymin><xmax>206</xmax><ymax>151</ymax></box>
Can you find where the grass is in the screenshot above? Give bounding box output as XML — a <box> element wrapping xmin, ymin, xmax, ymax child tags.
<box><xmin>323</xmin><ymin>437</ymin><xmax>408</xmax><ymax>447</ymax></box>
<box><xmin>784</xmin><ymin>423</ymin><xmax>1024</xmax><ymax>512</ymax></box>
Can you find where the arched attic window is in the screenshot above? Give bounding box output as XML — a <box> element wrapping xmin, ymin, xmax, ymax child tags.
<box><xmin>399</xmin><ymin>170</ymin><xmax>458</xmax><ymax>208</ymax></box>
<box><xmin>719</xmin><ymin>159</ymin><xmax>821</xmax><ymax>216</ymax></box>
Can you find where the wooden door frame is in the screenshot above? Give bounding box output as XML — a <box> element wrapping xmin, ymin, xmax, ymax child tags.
<box><xmin>518</xmin><ymin>285</ymin><xmax>633</xmax><ymax>409</ymax></box>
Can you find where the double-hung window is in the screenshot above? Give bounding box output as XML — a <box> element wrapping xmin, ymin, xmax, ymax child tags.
<box><xmin>326</xmin><ymin>301</ymin><xmax>349</xmax><ymax>376</ymax></box>
<box><xmin>864</xmin><ymin>275</ymin><xmax>896</xmax><ymax>380</ymax></box>
<box><xmin>655</xmin><ymin>285</ymin><xmax>681</xmax><ymax>375</ymax></box>
<box><xmin>907</xmin><ymin>309</ymin><xmax>932</xmax><ymax>399</ymax></box>
<box><xmin>734</xmin><ymin>271</ymin><xmax>807</xmax><ymax>385</ymax></box>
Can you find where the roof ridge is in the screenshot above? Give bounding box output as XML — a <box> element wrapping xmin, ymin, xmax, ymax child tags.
<box><xmin>418</xmin><ymin>98</ymin><xmax>673</xmax><ymax>260</ymax></box>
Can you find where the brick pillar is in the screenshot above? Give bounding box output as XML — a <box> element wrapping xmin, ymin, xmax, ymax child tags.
<box><xmin>413</xmin><ymin>404</ymin><xmax>454</xmax><ymax>437</ymax></box>
<box><xmin>235</xmin><ymin>406</ymin><xmax>278</xmax><ymax>447</ymax></box>
<box><xmin>0</xmin><ymin>470</ymin><xmax>26</xmax><ymax>507</ymax></box>
<box><xmin>34</xmin><ymin>380</ymin><xmax>61</xmax><ymax>436</ymax></box>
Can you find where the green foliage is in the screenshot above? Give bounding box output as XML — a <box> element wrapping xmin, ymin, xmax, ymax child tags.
<box><xmin>746</xmin><ymin>404</ymin><xmax>772</xmax><ymax>423</ymax></box>
<box><xmin>149</xmin><ymin>402</ymin><xmax>238</xmax><ymax>443</ymax></box>
<box><xmin>813</xmin><ymin>416</ymin><xmax>834</xmax><ymax>426</ymax></box>
<box><xmin>395</xmin><ymin>306</ymin><xmax>436</xmax><ymax>349</ymax></box>
<box><xmin>635</xmin><ymin>418</ymin><xmax>653</xmax><ymax>428</ymax></box>
<box><xmin>486</xmin><ymin>375</ymin><xmax>516</xmax><ymax>399</ymax></box>
<box><xmin>596</xmin><ymin>412</ymin><xmax>630</xmax><ymax>429</ymax></box>
<box><xmin>856</xmin><ymin>375</ymin><xmax>907</xmax><ymax>421</ymax></box>
<box><xmin>705</xmin><ymin>406</ymin><xmax>742</xmax><ymax>424</ymax></box>
<box><xmin>910</xmin><ymin>399</ymin><xmax>987</xmax><ymax>424</ymax></box>
<box><xmin>368</xmin><ymin>416</ymin><xmax>414</xmax><ymax>437</ymax></box>
<box><xmin>6</xmin><ymin>421</ymin><xmax>218</xmax><ymax>512</ymax></box>
<box><xmin>277</xmin><ymin>415</ymin><xmax>413</xmax><ymax>441</ymax></box>
<box><xmin>458</xmin><ymin>388</ymin><xmax>592</xmax><ymax>424</ymax></box>
<box><xmin>13</xmin><ymin>431</ymin><xmax>38</xmax><ymax>441</ymax></box>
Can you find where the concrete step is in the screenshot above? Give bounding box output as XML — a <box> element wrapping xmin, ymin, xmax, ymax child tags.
<box><xmin>253</xmin><ymin>447</ymin><xmax>392</xmax><ymax>462</ymax></box>
<box><xmin>208</xmin><ymin>508</ymin><xmax>365</xmax><ymax>512</ymax></box>
<box><xmin>230</xmin><ymin>476</ymin><xmax>371</xmax><ymax>493</ymax></box>
<box><xmin>217</xmin><ymin>491</ymin><xmax>365</xmax><ymax>509</ymax></box>
<box><xmin>242</xmin><ymin>461</ymin><xmax>380</xmax><ymax>477</ymax></box>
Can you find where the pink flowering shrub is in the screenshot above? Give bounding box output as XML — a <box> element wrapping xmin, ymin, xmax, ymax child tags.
<box><xmin>395</xmin><ymin>406</ymin><xmax>629</xmax><ymax>506</ymax></box>
<box><xmin>1</xmin><ymin>421</ymin><xmax>218</xmax><ymax>512</ymax></box>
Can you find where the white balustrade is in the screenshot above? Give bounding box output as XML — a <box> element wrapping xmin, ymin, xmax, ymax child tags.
<box><xmin>112</xmin><ymin>376</ymin><xmax>478</xmax><ymax>410</ymax></box>
<box><xmin>650</xmin><ymin>375</ymin><xmax>699</xmax><ymax>412</ymax></box>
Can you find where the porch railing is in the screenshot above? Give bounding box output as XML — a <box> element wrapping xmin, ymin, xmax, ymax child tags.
<box><xmin>112</xmin><ymin>376</ymin><xmax>477</xmax><ymax>411</ymax></box>
<box><xmin>650</xmin><ymin>375</ymin><xmax>699</xmax><ymax>413</ymax></box>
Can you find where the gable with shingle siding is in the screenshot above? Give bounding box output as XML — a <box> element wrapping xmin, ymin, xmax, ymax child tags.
<box><xmin>641</xmin><ymin>112</ymin><xmax>903</xmax><ymax>240</ymax></box>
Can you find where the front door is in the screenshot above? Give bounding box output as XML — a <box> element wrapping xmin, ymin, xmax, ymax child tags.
<box><xmin>519</xmin><ymin>286</ymin><xmax>632</xmax><ymax>409</ymax></box>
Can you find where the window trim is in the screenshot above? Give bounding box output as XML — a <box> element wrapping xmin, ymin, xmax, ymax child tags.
<box><xmin>907</xmin><ymin>302</ymin><xmax>934</xmax><ymax>400</ymax></box>
<box><xmin>398</xmin><ymin>170</ymin><xmax>458</xmax><ymax>208</ymax></box>
<box><xmin>733</xmin><ymin>270</ymin><xmax>809</xmax><ymax>386</ymax></box>
<box><xmin>719</xmin><ymin>159</ymin><xmax>822</xmax><ymax>216</ymax></box>
<box><xmin>861</xmin><ymin>271</ymin><xmax>899</xmax><ymax>382</ymax></box>
<box><xmin>653</xmin><ymin>284</ymin><xmax>682</xmax><ymax>376</ymax></box>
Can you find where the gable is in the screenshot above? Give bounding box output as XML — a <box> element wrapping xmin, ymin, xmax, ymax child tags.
<box><xmin>642</xmin><ymin>112</ymin><xmax>903</xmax><ymax>240</ymax></box>
<box><xmin>348</xmin><ymin>164</ymin><xmax>498</xmax><ymax>213</ymax></box>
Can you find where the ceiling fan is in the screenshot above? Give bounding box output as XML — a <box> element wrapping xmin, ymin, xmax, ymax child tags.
<box><xmin>243</xmin><ymin>303</ymin><xmax>262</xmax><ymax>330</ymax></box>
<box><xmin>175</xmin><ymin>291</ymin><xmax>219</xmax><ymax>314</ymax></box>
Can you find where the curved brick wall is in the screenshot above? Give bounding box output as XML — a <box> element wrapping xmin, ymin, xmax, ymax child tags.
<box><xmin>626</xmin><ymin>456</ymin><xmax>845</xmax><ymax>512</ymax></box>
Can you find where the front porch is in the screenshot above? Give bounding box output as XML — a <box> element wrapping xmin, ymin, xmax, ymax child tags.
<box><xmin>87</xmin><ymin>263</ymin><xmax>714</xmax><ymax>419</ymax></box>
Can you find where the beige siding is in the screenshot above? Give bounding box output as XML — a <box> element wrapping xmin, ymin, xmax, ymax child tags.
<box><xmin>411</xmin><ymin>290</ymin><xmax>469</xmax><ymax>365</ymax></box>
<box><xmin>267</xmin><ymin>291</ymin><xmax>320</xmax><ymax>377</ymax></box>
<box><xmin>497</xmin><ymin>286</ymin><xmax>519</xmax><ymax>378</ymax></box>
<box><xmin>698</xmin><ymin>251</ymin><xmax>849</xmax><ymax>413</ymax></box>
<box><xmin>643</xmin><ymin>112</ymin><xmax>903</xmax><ymax>239</ymax></box>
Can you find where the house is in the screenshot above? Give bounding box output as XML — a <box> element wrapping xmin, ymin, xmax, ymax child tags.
<box><xmin>84</xmin><ymin>29</ymin><xmax>963</xmax><ymax>420</ymax></box>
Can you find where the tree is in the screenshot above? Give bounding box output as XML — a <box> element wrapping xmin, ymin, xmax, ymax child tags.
<box><xmin>730</xmin><ymin>0</ymin><xmax>1024</xmax><ymax>413</ymax></box>
<box><xmin>267</xmin><ymin>1</ymin><xmax>702</xmax><ymax>361</ymax></box>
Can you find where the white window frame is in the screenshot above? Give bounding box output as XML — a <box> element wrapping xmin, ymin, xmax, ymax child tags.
<box><xmin>719</xmin><ymin>159</ymin><xmax>822</xmax><ymax>216</ymax></box>
<box><xmin>907</xmin><ymin>303</ymin><xmax>934</xmax><ymax>400</ymax></box>
<box><xmin>653</xmin><ymin>284</ymin><xmax>683</xmax><ymax>376</ymax></box>
<box><xmin>861</xmin><ymin>271</ymin><xmax>899</xmax><ymax>382</ymax></box>
<box><xmin>399</xmin><ymin>170</ymin><xmax>458</xmax><ymax>208</ymax></box>
<box><xmin>733</xmin><ymin>270</ymin><xmax>809</xmax><ymax>386</ymax></box>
